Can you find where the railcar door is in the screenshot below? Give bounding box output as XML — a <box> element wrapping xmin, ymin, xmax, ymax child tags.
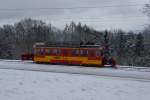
<box><xmin>62</xmin><ymin>48</ymin><xmax>70</xmax><ymax>64</ymax></box>
<box><xmin>88</xmin><ymin>49</ymin><xmax>96</xmax><ymax>60</ymax></box>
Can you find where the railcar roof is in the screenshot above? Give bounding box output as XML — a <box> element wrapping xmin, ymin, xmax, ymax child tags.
<box><xmin>34</xmin><ymin>46</ymin><xmax>103</xmax><ymax>50</ymax></box>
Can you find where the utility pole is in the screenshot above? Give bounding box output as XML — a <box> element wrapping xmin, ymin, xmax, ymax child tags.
<box><xmin>103</xmin><ymin>30</ymin><xmax>110</xmax><ymax>57</ymax></box>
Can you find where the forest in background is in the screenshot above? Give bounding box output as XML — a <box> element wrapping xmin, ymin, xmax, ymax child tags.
<box><xmin>0</xmin><ymin>4</ymin><xmax>150</xmax><ymax>67</ymax></box>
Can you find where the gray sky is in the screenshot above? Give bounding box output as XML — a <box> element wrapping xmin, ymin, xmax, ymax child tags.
<box><xmin>0</xmin><ymin>0</ymin><xmax>149</xmax><ymax>31</ymax></box>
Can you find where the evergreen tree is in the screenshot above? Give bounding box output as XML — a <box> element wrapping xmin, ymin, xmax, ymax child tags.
<box><xmin>115</xmin><ymin>30</ymin><xmax>126</xmax><ymax>64</ymax></box>
<box><xmin>134</xmin><ymin>33</ymin><xmax>144</xmax><ymax>57</ymax></box>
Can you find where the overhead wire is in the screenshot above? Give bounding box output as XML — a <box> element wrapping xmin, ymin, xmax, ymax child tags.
<box><xmin>0</xmin><ymin>3</ymin><xmax>147</xmax><ymax>22</ymax></box>
<box><xmin>0</xmin><ymin>4</ymin><xmax>146</xmax><ymax>11</ymax></box>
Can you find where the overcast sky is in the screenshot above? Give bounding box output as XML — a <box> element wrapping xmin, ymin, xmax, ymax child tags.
<box><xmin>0</xmin><ymin>0</ymin><xmax>149</xmax><ymax>31</ymax></box>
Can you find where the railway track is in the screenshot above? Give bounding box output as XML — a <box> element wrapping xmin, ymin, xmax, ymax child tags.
<box><xmin>0</xmin><ymin>60</ymin><xmax>150</xmax><ymax>82</ymax></box>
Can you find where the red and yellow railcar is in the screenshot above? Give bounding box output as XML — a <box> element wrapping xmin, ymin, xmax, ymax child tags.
<box><xmin>33</xmin><ymin>46</ymin><xmax>116</xmax><ymax>67</ymax></box>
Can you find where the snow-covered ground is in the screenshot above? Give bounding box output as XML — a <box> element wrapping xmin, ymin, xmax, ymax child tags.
<box><xmin>0</xmin><ymin>60</ymin><xmax>150</xmax><ymax>80</ymax></box>
<box><xmin>0</xmin><ymin>68</ymin><xmax>150</xmax><ymax>100</ymax></box>
<box><xmin>0</xmin><ymin>60</ymin><xmax>150</xmax><ymax>100</ymax></box>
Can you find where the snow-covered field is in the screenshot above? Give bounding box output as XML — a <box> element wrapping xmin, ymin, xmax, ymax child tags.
<box><xmin>0</xmin><ymin>69</ymin><xmax>150</xmax><ymax>100</ymax></box>
<box><xmin>0</xmin><ymin>60</ymin><xmax>150</xmax><ymax>100</ymax></box>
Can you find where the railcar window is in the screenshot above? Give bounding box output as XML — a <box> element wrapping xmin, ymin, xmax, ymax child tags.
<box><xmin>72</xmin><ymin>49</ymin><xmax>79</xmax><ymax>56</ymax></box>
<box><xmin>40</xmin><ymin>48</ymin><xmax>44</xmax><ymax>55</ymax></box>
<box><xmin>101</xmin><ymin>50</ymin><xmax>104</xmax><ymax>56</ymax></box>
<box><xmin>96</xmin><ymin>50</ymin><xmax>101</xmax><ymax>57</ymax></box>
<box><xmin>57</xmin><ymin>49</ymin><xmax>60</xmax><ymax>54</ymax></box>
<box><xmin>80</xmin><ymin>50</ymin><xmax>88</xmax><ymax>56</ymax></box>
<box><xmin>63</xmin><ymin>49</ymin><xmax>68</xmax><ymax>56</ymax></box>
<box><xmin>34</xmin><ymin>49</ymin><xmax>37</xmax><ymax>55</ymax></box>
<box><xmin>52</xmin><ymin>49</ymin><xmax>56</xmax><ymax>54</ymax></box>
<box><xmin>52</xmin><ymin>49</ymin><xmax>60</xmax><ymax>55</ymax></box>
<box><xmin>45</xmin><ymin>49</ymin><xmax>49</xmax><ymax>54</ymax></box>
<box><xmin>36</xmin><ymin>49</ymin><xmax>40</xmax><ymax>55</ymax></box>
<box><xmin>48</xmin><ymin>49</ymin><xmax>52</xmax><ymax>54</ymax></box>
